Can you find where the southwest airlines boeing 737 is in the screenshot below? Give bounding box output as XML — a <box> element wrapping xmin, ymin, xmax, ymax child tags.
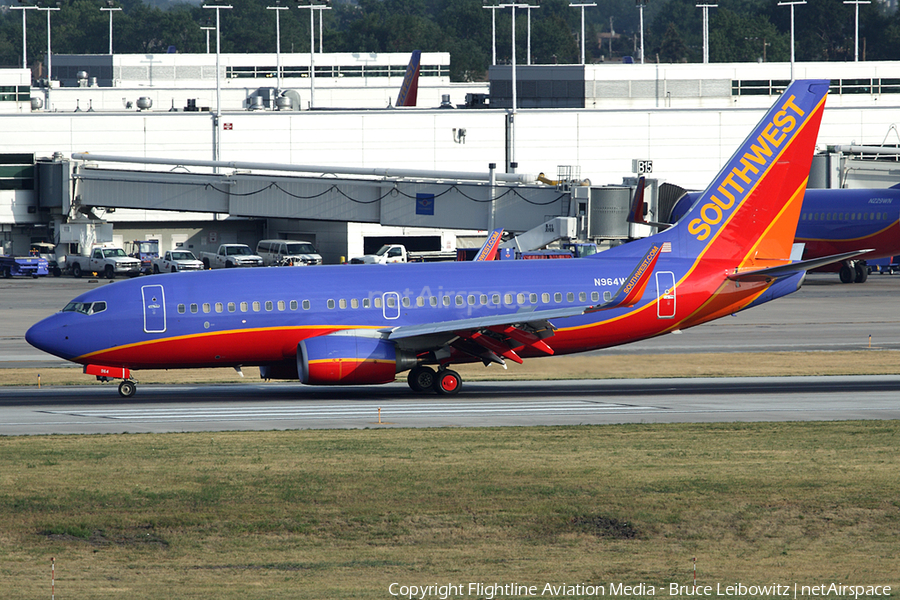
<box><xmin>27</xmin><ymin>80</ymin><xmax>857</xmax><ymax>397</ymax></box>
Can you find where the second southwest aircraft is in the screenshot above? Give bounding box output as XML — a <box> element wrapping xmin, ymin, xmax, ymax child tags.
<box><xmin>27</xmin><ymin>80</ymin><xmax>862</xmax><ymax>397</ymax></box>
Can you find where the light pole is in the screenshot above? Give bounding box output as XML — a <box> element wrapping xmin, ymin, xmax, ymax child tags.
<box><xmin>482</xmin><ymin>2</ymin><xmax>501</xmax><ymax>66</ymax></box>
<box><xmin>100</xmin><ymin>3</ymin><xmax>122</xmax><ymax>55</ymax></box>
<box><xmin>569</xmin><ymin>3</ymin><xmax>596</xmax><ymax>65</ymax></box>
<box><xmin>10</xmin><ymin>5</ymin><xmax>38</xmax><ymax>70</ymax></box>
<box><xmin>843</xmin><ymin>0</ymin><xmax>870</xmax><ymax>62</ymax></box>
<box><xmin>499</xmin><ymin>1</ymin><xmax>529</xmax><ymax>171</ymax></box>
<box><xmin>201</xmin><ymin>26</ymin><xmax>215</xmax><ymax>54</ymax></box>
<box><xmin>636</xmin><ymin>0</ymin><xmax>647</xmax><ymax>64</ymax></box>
<box><xmin>36</xmin><ymin>5</ymin><xmax>60</xmax><ymax>103</ymax></box>
<box><xmin>696</xmin><ymin>3</ymin><xmax>717</xmax><ymax>64</ymax></box>
<box><xmin>202</xmin><ymin>3</ymin><xmax>232</xmax><ymax>163</ymax></box>
<box><xmin>295</xmin><ymin>0</ymin><xmax>331</xmax><ymax>110</ymax></box>
<box><xmin>778</xmin><ymin>0</ymin><xmax>805</xmax><ymax>80</ymax></box>
<box><xmin>267</xmin><ymin>4</ymin><xmax>288</xmax><ymax>93</ymax></box>
<box><xmin>524</xmin><ymin>4</ymin><xmax>539</xmax><ymax>65</ymax></box>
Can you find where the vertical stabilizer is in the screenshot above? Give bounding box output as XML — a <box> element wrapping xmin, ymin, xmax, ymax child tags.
<box><xmin>676</xmin><ymin>80</ymin><xmax>829</xmax><ymax>268</ymax></box>
<box><xmin>396</xmin><ymin>50</ymin><xmax>422</xmax><ymax>107</ymax></box>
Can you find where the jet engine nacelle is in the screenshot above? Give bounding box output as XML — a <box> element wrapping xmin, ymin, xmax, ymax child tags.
<box><xmin>298</xmin><ymin>333</ymin><xmax>418</xmax><ymax>385</ymax></box>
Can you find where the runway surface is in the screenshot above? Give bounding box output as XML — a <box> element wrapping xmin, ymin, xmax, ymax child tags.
<box><xmin>2</xmin><ymin>375</ymin><xmax>899</xmax><ymax>435</ymax></box>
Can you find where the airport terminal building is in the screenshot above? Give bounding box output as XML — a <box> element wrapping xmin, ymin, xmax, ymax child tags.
<box><xmin>2</xmin><ymin>54</ymin><xmax>900</xmax><ymax>262</ymax></box>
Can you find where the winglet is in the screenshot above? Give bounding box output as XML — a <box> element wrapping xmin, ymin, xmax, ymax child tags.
<box><xmin>587</xmin><ymin>244</ymin><xmax>661</xmax><ymax>312</ymax></box>
<box><xmin>396</xmin><ymin>50</ymin><xmax>421</xmax><ymax>107</ymax></box>
<box><xmin>626</xmin><ymin>176</ymin><xmax>670</xmax><ymax>229</ymax></box>
<box><xmin>627</xmin><ymin>176</ymin><xmax>647</xmax><ymax>224</ymax></box>
<box><xmin>473</xmin><ymin>229</ymin><xmax>504</xmax><ymax>261</ymax></box>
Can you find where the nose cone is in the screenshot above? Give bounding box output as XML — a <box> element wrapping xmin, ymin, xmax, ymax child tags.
<box><xmin>26</xmin><ymin>315</ymin><xmax>77</xmax><ymax>361</ymax></box>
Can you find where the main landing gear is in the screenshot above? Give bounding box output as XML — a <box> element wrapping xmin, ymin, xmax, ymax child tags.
<box><xmin>839</xmin><ymin>260</ymin><xmax>869</xmax><ymax>284</ymax></box>
<box><xmin>407</xmin><ymin>365</ymin><xmax>461</xmax><ymax>395</ymax></box>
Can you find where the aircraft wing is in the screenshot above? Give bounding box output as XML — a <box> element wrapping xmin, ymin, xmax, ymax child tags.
<box><xmin>728</xmin><ymin>249</ymin><xmax>873</xmax><ymax>282</ymax></box>
<box><xmin>383</xmin><ymin>244</ymin><xmax>662</xmax><ymax>365</ymax></box>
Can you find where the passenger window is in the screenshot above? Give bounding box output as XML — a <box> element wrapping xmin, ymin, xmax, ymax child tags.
<box><xmin>352</xmin><ymin>298</ymin><xmax>360</xmax><ymax>309</ymax></box>
<box><xmin>530</xmin><ymin>293</ymin><xmax>538</xmax><ymax>303</ymax></box>
<box><xmin>386</xmin><ymin>297</ymin><xmax>396</xmax><ymax>308</ymax></box>
<box><xmin>480</xmin><ymin>294</ymin><xmax>488</xmax><ymax>305</ymax></box>
<box><xmin>504</xmin><ymin>293</ymin><xmax>513</xmax><ymax>305</ymax></box>
<box><xmin>416</xmin><ymin>297</ymin><xmax>424</xmax><ymax>307</ymax></box>
<box><xmin>579</xmin><ymin>292</ymin><xmax>586</xmax><ymax>302</ymax></box>
<box><xmin>215</xmin><ymin>302</ymin><xmax>223</xmax><ymax>313</ymax></box>
<box><xmin>430</xmin><ymin>296</ymin><xmax>438</xmax><ymax>307</ymax></box>
<box><xmin>290</xmin><ymin>300</ymin><xmax>298</xmax><ymax>310</ymax></box>
<box><xmin>542</xmin><ymin>293</ymin><xmax>550</xmax><ymax>303</ymax></box>
<box><xmin>363</xmin><ymin>298</ymin><xmax>370</xmax><ymax>308</ymax></box>
<box><xmin>492</xmin><ymin>294</ymin><xmax>500</xmax><ymax>305</ymax></box>
<box><xmin>517</xmin><ymin>293</ymin><xmax>525</xmax><ymax>304</ymax></box>
<box><xmin>277</xmin><ymin>300</ymin><xmax>285</xmax><ymax>311</ymax></box>
<box><xmin>567</xmin><ymin>292</ymin><xmax>575</xmax><ymax>302</ymax></box>
<box><xmin>554</xmin><ymin>292</ymin><xmax>562</xmax><ymax>303</ymax></box>
<box><xmin>302</xmin><ymin>300</ymin><xmax>310</xmax><ymax>310</ymax></box>
<box><xmin>227</xmin><ymin>302</ymin><xmax>236</xmax><ymax>312</ymax></box>
<box><xmin>468</xmin><ymin>295</ymin><xmax>476</xmax><ymax>305</ymax></box>
<box><xmin>327</xmin><ymin>299</ymin><xmax>335</xmax><ymax>309</ymax></box>
<box><xmin>442</xmin><ymin>295</ymin><xmax>450</xmax><ymax>307</ymax></box>
<box><xmin>203</xmin><ymin>303</ymin><xmax>211</xmax><ymax>313</ymax></box>
<box><xmin>252</xmin><ymin>301</ymin><xmax>260</xmax><ymax>312</ymax></box>
<box><xmin>190</xmin><ymin>303</ymin><xmax>198</xmax><ymax>314</ymax></box>
<box><xmin>240</xmin><ymin>301</ymin><xmax>248</xmax><ymax>312</ymax></box>
<box><xmin>339</xmin><ymin>299</ymin><xmax>347</xmax><ymax>309</ymax></box>
<box><xmin>265</xmin><ymin>301</ymin><xmax>273</xmax><ymax>311</ymax></box>
<box><xmin>178</xmin><ymin>304</ymin><xmax>186</xmax><ymax>314</ymax></box>
<box><xmin>591</xmin><ymin>291</ymin><xmax>600</xmax><ymax>302</ymax></box>
<box><xmin>455</xmin><ymin>295</ymin><xmax>464</xmax><ymax>306</ymax></box>
<box><xmin>402</xmin><ymin>297</ymin><xmax>410</xmax><ymax>308</ymax></box>
<box><xmin>374</xmin><ymin>297</ymin><xmax>382</xmax><ymax>308</ymax></box>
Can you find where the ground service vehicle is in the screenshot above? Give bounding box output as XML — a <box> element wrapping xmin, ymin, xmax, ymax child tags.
<box><xmin>199</xmin><ymin>244</ymin><xmax>264</xmax><ymax>269</ymax></box>
<box><xmin>128</xmin><ymin>240</ymin><xmax>160</xmax><ymax>275</ymax></box>
<box><xmin>153</xmin><ymin>250</ymin><xmax>204</xmax><ymax>273</ymax></box>
<box><xmin>0</xmin><ymin>254</ymin><xmax>48</xmax><ymax>278</ymax></box>
<box><xmin>350</xmin><ymin>244</ymin><xmax>457</xmax><ymax>264</ymax></box>
<box><xmin>256</xmin><ymin>240</ymin><xmax>322</xmax><ymax>266</ymax></box>
<box><xmin>66</xmin><ymin>246</ymin><xmax>141</xmax><ymax>279</ymax></box>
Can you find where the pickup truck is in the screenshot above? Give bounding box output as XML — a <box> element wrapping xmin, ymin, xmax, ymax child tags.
<box><xmin>66</xmin><ymin>246</ymin><xmax>142</xmax><ymax>279</ymax></box>
<box><xmin>349</xmin><ymin>244</ymin><xmax>456</xmax><ymax>264</ymax></box>
<box><xmin>153</xmin><ymin>250</ymin><xmax>205</xmax><ymax>273</ymax></box>
<box><xmin>199</xmin><ymin>244</ymin><xmax>264</xmax><ymax>269</ymax></box>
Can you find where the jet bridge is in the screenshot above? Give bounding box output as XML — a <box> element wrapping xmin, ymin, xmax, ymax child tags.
<box><xmin>70</xmin><ymin>154</ymin><xmax>574</xmax><ymax>234</ymax></box>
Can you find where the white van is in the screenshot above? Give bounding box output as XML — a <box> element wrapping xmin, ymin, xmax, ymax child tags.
<box><xmin>256</xmin><ymin>239</ymin><xmax>323</xmax><ymax>266</ymax></box>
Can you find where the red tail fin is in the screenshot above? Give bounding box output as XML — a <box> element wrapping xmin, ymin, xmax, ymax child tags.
<box><xmin>396</xmin><ymin>50</ymin><xmax>421</xmax><ymax>107</ymax></box>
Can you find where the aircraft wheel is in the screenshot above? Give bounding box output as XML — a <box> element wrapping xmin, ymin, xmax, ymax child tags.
<box><xmin>118</xmin><ymin>380</ymin><xmax>136</xmax><ymax>398</ymax></box>
<box><xmin>839</xmin><ymin>264</ymin><xmax>854</xmax><ymax>284</ymax></box>
<box><xmin>407</xmin><ymin>366</ymin><xmax>436</xmax><ymax>393</ymax></box>
<box><xmin>855</xmin><ymin>262</ymin><xmax>869</xmax><ymax>283</ymax></box>
<box><xmin>434</xmin><ymin>369</ymin><xmax>462</xmax><ymax>395</ymax></box>
<box><xmin>105</xmin><ymin>265</ymin><xmax>116</xmax><ymax>280</ymax></box>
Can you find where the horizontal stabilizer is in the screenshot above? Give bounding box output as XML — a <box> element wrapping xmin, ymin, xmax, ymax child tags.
<box><xmin>727</xmin><ymin>250</ymin><xmax>873</xmax><ymax>282</ymax></box>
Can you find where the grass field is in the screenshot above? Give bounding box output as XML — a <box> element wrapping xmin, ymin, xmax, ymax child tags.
<box><xmin>1</xmin><ymin>422</ymin><xmax>898</xmax><ymax>599</ymax></box>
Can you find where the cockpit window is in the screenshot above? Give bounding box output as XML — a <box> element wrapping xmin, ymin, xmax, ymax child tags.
<box><xmin>62</xmin><ymin>301</ymin><xmax>107</xmax><ymax>315</ymax></box>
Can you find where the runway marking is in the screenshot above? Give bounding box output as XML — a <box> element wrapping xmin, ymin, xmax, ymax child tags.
<box><xmin>45</xmin><ymin>400</ymin><xmax>657</xmax><ymax>422</ymax></box>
